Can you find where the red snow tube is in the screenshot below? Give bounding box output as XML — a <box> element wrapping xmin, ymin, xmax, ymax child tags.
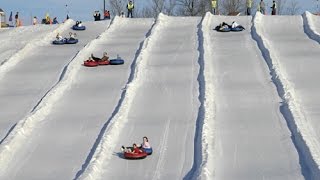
<box><xmin>84</xmin><ymin>60</ymin><xmax>99</xmax><ymax>67</ymax></box>
<box><xmin>98</xmin><ymin>60</ymin><xmax>110</xmax><ymax>65</ymax></box>
<box><xmin>124</xmin><ymin>151</ymin><xmax>148</xmax><ymax>159</ymax></box>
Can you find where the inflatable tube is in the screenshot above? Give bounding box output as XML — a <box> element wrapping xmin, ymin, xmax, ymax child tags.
<box><xmin>109</xmin><ymin>59</ymin><xmax>124</xmax><ymax>65</ymax></box>
<box><xmin>230</xmin><ymin>27</ymin><xmax>244</xmax><ymax>32</ymax></box>
<box><xmin>72</xmin><ymin>25</ymin><xmax>86</xmax><ymax>31</ymax></box>
<box><xmin>142</xmin><ymin>147</ymin><xmax>153</xmax><ymax>155</ymax></box>
<box><xmin>217</xmin><ymin>28</ymin><xmax>231</xmax><ymax>32</ymax></box>
<box><xmin>98</xmin><ymin>60</ymin><xmax>110</xmax><ymax>65</ymax></box>
<box><xmin>65</xmin><ymin>38</ymin><xmax>79</xmax><ymax>44</ymax></box>
<box><xmin>52</xmin><ymin>39</ymin><xmax>66</xmax><ymax>45</ymax></box>
<box><xmin>124</xmin><ymin>151</ymin><xmax>148</xmax><ymax>159</ymax></box>
<box><xmin>84</xmin><ymin>60</ymin><xmax>99</xmax><ymax>67</ymax></box>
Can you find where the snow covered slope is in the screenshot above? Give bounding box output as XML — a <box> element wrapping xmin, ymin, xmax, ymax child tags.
<box><xmin>254</xmin><ymin>13</ymin><xmax>320</xmax><ymax>179</ymax></box>
<box><xmin>0</xmin><ymin>13</ymin><xmax>320</xmax><ymax>180</ymax></box>
<box><xmin>303</xmin><ymin>11</ymin><xmax>320</xmax><ymax>43</ymax></box>
<box><xmin>1</xmin><ymin>18</ymin><xmax>154</xmax><ymax>180</ymax></box>
<box><xmin>0</xmin><ymin>20</ymin><xmax>110</xmax><ymax>142</ymax></box>
<box><xmin>200</xmin><ymin>14</ymin><xmax>304</xmax><ymax>180</ymax></box>
<box><xmin>0</xmin><ymin>24</ymin><xmax>59</xmax><ymax>65</ymax></box>
<box><xmin>79</xmin><ymin>15</ymin><xmax>201</xmax><ymax>180</ymax></box>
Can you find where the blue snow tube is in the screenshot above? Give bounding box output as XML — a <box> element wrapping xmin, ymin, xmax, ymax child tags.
<box><xmin>72</xmin><ymin>25</ymin><xmax>86</xmax><ymax>31</ymax></box>
<box><xmin>52</xmin><ymin>39</ymin><xmax>66</xmax><ymax>45</ymax></box>
<box><xmin>110</xmin><ymin>59</ymin><xmax>124</xmax><ymax>65</ymax></box>
<box><xmin>230</xmin><ymin>27</ymin><xmax>244</xmax><ymax>32</ymax></box>
<box><xmin>218</xmin><ymin>27</ymin><xmax>231</xmax><ymax>32</ymax></box>
<box><xmin>65</xmin><ymin>38</ymin><xmax>79</xmax><ymax>44</ymax></box>
<box><xmin>142</xmin><ymin>147</ymin><xmax>153</xmax><ymax>155</ymax></box>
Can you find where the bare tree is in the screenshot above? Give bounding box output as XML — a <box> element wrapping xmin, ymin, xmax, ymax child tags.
<box><xmin>276</xmin><ymin>0</ymin><xmax>287</xmax><ymax>15</ymax></box>
<box><xmin>163</xmin><ymin>0</ymin><xmax>177</xmax><ymax>16</ymax></box>
<box><xmin>107</xmin><ymin>0</ymin><xmax>127</xmax><ymax>16</ymax></box>
<box><xmin>286</xmin><ymin>0</ymin><xmax>301</xmax><ymax>15</ymax></box>
<box><xmin>219</xmin><ymin>0</ymin><xmax>245</xmax><ymax>15</ymax></box>
<box><xmin>137</xmin><ymin>7</ymin><xmax>154</xmax><ymax>18</ymax></box>
<box><xmin>176</xmin><ymin>0</ymin><xmax>210</xmax><ymax>16</ymax></box>
<box><xmin>150</xmin><ymin>0</ymin><xmax>165</xmax><ymax>17</ymax></box>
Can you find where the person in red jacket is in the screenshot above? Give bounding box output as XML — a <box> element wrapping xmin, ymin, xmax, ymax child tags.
<box><xmin>122</xmin><ymin>143</ymin><xmax>143</xmax><ymax>154</ymax></box>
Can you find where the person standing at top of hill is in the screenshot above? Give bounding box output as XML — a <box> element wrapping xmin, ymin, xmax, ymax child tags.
<box><xmin>246</xmin><ymin>0</ymin><xmax>252</xmax><ymax>15</ymax></box>
<box><xmin>271</xmin><ymin>0</ymin><xmax>277</xmax><ymax>15</ymax></box>
<box><xmin>14</xmin><ymin>12</ymin><xmax>19</xmax><ymax>27</ymax></box>
<box><xmin>33</xmin><ymin>16</ymin><xmax>38</xmax><ymax>25</ymax></box>
<box><xmin>259</xmin><ymin>0</ymin><xmax>266</xmax><ymax>15</ymax></box>
<box><xmin>211</xmin><ymin>0</ymin><xmax>217</xmax><ymax>15</ymax></box>
<box><xmin>127</xmin><ymin>0</ymin><xmax>134</xmax><ymax>18</ymax></box>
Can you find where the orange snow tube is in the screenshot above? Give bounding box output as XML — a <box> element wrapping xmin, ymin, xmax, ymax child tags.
<box><xmin>84</xmin><ymin>60</ymin><xmax>99</xmax><ymax>67</ymax></box>
<box><xmin>124</xmin><ymin>151</ymin><xmax>148</xmax><ymax>159</ymax></box>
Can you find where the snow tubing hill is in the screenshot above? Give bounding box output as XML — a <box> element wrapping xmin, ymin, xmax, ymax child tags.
<box><xmin>110</xmin><ymin>59</ymin><xmax>124</xmax><ymax>65</ymax></box>
<box><xmin>142</xmin><ymin>147</ymin><xmax>153</xmax><ymax>155</ymax></box>
<box><xmin>84</xmin><ymin>60</ymin><xmax>99</xmax><ymax>67</ymax></box>
<box><xmin>72</xmin><ymin>25</ymin><xmax>86</xmax><ymax>31</ymax></box>
<box><xmin>52</xmin><ymin>39</ymin><xmax>66</xmax><ymax>45</ymax></box>
<box><xmin>123</xmin><ymin>151</ymin><xmax>148</xmax><ymax>159</ymax></box>
<box><xmin>65</xmin><ymin>38</ymin><xmax>78</xmax><ymax>44</ymax></box>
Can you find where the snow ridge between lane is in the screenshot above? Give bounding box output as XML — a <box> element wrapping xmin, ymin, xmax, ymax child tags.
<box><xmin>183</xmin><ymin>12</ymin><xmax>216</xmax><ymax>180</ymax></box>
<box><xmin>0</xmin><ymin>18</ymin><xmax>117</xmax><ymax>177</ymax></box>
<box><xmin>197</xmin><ymin>12</ymin><xmax>216</xmax><ymax>180</ymax></box>
<box><xmin>302</xmin><ymin>11</ymin><xmax>320</xmax><ymax>44</ymax></box>
<box><xmin>0</xmin><ymin>19</ymin><xmax>74</xmax><ymax>79</ymax></box>
<box><xmin>252</xmin><ymin>12</ymin><xmax>320</xmax><ymax>179</ymax></box>
<box><xmin>77</xmin><ymin>15</ymin><xmax>164</xmax><ymax>180</ymax></box>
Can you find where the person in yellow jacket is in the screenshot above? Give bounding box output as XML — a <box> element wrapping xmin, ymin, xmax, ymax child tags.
<box><xmin>246</xmin><ymin>0</ymin><xmax>252</xmax><ymax>15</ymax></box>
<box><xmin>211</xmin><ymin>0</ymin><xmax>217</xmax><ymax>15</ymax></box>
<box><xmin>127</xmin><ymin>1</ymin><xmax>134</xmax><ymax>18</ymax></box>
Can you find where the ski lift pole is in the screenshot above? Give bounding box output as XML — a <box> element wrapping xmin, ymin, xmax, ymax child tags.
<box><xmin>103</xmin><ymin>0</ymin><xmax>106</xmax><ymax>19</ymax></box>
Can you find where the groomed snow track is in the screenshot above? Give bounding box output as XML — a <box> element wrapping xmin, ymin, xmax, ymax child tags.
<box><xmin>0</xmin><ymin>13</ymin><xmax>320</xmax><ymax>180</ymax></box>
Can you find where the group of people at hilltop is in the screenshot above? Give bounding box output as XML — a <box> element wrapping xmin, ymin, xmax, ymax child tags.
<box><xmin>211</xmin><ymin>0</ymin><xmax>277</xmax><ymax>15</ymax></box>
<box><xmin>93</xmin><ymin>0</ymin><xmax>134</xmax><ymax>21</ymax></box>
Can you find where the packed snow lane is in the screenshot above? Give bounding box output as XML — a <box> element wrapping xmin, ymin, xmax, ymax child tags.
<box><xmin>0</xmin><ymin>24</ymin><xmax>58</xmax><ymax>65</ymax></box>
<box><xmin>0</xmin><ymin>21</ymin><xmax>109</xmax><ymax>141</ymax></box>
<box><xmin>3</xmin><ymin>18</ymin><xmax>154</xmax><ymax>180</ymax></box>
<box><xmin>95</xmin><ymin>15</ymin><xmax>201</xmax><ymax>180</ymax></box>
<box><xmin>207</xmin><ymin>15</ymin><xmax>304</xmax><ymax>179</ymax></box>
<box><xmin>255</xmin><ymin>14</ymin><xmax>320</xmax><ymax>178</ymax></box>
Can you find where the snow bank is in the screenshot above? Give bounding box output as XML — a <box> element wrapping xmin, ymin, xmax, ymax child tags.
<box><xmin>77</xmin><ymin>15</ymin><xmax>163</xmax><ymax>180</ymax></box>
<box><xmin>252</xmin><ymin>12</ymin><xmax>320</xmax><ymax>179</ymax></box>
<box><xmin>302</xmin><ymin>11</ymin><xmax>320</xmax><ymax>44</ymax></box>
<box><xmin>0</xmin><ymin>18</ymin><xmax>116</xmax><ymax>177</ymax></box>
<box><xmin>0</xmin><ymin>19</ymin><xmax>74</xmax><ymax>80</ymax></box>
<box><xmin>196</xmin><ymin>12</ymin><xmax>217</xmax><ymax>180</ymax></box>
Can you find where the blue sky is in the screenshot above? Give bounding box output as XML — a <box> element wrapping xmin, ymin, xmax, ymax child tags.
<box><xmin>1</xmin><ymin>0</ymin><xmax>318</xmax><ymax>25</ymax></box>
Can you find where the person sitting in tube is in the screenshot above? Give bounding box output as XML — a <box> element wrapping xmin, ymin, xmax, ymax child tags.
<box><xmin>91</xmin><ymin>52</ymin><xmax>109</xmax><ymax>62</ymax></box>
<box><xmin>138</xmin><ymin>136</ymin><xmax>151</xmax><ymax>149</ymax></box>
<box><xmin>122</xmin><ymin>143</ymin><xmax>143</xmax><ymax>154</ymax></box>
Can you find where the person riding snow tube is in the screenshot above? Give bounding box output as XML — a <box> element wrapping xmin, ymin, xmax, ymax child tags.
<box><xmin>73</xmin><ymin>21</ymin><xmax>86</xmax><ymax>30</ymax></box>
<box><xmin>65</xmin><ymin>38</ymin><xmax>78</xmax><ymax>44</ymax></box>
<box><xmin>122</xmin><ymin>144</ymin><xmax>148</xmax><ymax>159</ymax></box>
<box><xmin>73</xmin><ymin>25</ymin><xmax>86</xmax><ymax>30</ymax></box>
<box><xmin>52</xmin><ymin>39</ymin><xmax>66</xmax><ymax>45</ymax></box>
<box><xmin>139</xmin><ymin>136</ymin><xmax>152</xmax><ymax>155</ymax></box>
<box><xmin>230</xmin><ymin>21</ymin><xmax>245</xmax><ymax>32</ymax></box>
<box><xmin>215</xmin><ymin>22</ymin><xmax>231</xmax><ymax>32</ymax></box>
<box><xmin>84</xmin><ymin>58</ymin><xmax>99</xmax><ymax>67</ymax></box>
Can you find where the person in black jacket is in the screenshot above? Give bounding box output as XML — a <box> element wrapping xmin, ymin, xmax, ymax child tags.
<box><xmin>271</xmin><ymin>1</ymin><xmax>277</xmax><ymax>15</ymax></box>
